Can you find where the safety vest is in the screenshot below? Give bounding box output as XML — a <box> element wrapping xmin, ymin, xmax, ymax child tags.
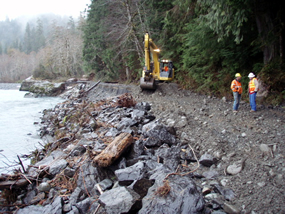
<box><xmin>249</xmin><ymin>78</ymin><xmax>257</xmax><ymax>94</ymax></box>
<box><xmin>231</xmin><ymin>79</ymin><xmax>242</xmax><ymax>94</ymax></box>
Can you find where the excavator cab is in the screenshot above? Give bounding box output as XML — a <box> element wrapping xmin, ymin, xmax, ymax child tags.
<box><xmin>140</xmin><ymin>33</ymin><xmax>174</xmax><ymax>90</ymax></box>
<box><xmin>159</xmin><ymin>60</ymin><xmax>174</xmax><ymax>80</ymax></box>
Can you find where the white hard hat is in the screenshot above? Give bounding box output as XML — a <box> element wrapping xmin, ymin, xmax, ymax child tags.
<box><xmin>248</xmin><ymin>72</ymin><xmax>255</xmax><ymax>78</ymax></box>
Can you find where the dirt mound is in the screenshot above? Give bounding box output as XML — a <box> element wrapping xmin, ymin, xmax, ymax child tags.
<box><xmin>88</xmin><ymin>82</ymin><xmax>285</xmax><ymax>213</ymax></box>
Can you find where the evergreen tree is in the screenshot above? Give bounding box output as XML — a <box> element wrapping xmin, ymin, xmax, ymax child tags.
<box><xmin>34</xmin><ymin>18</ymin><xmax>46</xmax><ymax>52</ymax></box>
<box><xmin>23</xmin><ymin>23</ymin><xmax>32</xmax><ymax>54</ymax></box>
<box><xmin>67</xmin><ymin>16</ymin><xmax>76</xmax><ymax>34</ymax></box>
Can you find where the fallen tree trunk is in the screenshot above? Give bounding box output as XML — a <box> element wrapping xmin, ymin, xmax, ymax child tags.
<box><xmin>93</xmin><ymin>133</ymin><xmax>133</xmax><ymax>167</ymax></box>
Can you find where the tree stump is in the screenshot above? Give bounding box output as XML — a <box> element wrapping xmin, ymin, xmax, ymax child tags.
<box><xmin>93</xmin><ymin>133</ymin><xmax>133</xmax><ymax>167</ymax></box>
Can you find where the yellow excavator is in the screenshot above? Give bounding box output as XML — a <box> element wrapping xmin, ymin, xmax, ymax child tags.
<box><xmin>140</xmin><ymin>33</ymin><xmax>174</xmax><ymax>89</ymax></box>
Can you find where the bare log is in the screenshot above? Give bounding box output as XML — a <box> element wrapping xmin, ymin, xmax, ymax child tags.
<box><xmin>85</xmin><ymin>80</ymin><xmax>101</xmax><ymax>93</ymax></box>
<box><xmin>0</xmin><ymin>179</ymin><xmax>29</xmax><ymax>190</ymax></box>
<box><xmin>93</xmin><ymin>133</ymin><xmax>133</xmax><ymax>167</ymax></box>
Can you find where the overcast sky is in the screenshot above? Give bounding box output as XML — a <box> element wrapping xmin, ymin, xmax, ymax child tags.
<box><xmin>0</xmin><ymin>0</ymin><xmax>91</xmax><ymax>21</ymax></box>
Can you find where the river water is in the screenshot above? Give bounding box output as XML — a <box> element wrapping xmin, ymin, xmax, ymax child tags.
<box><xmin>0</xmin><ymin>83</ymin><xmax>64</xmax><ymax>174</ymax></box>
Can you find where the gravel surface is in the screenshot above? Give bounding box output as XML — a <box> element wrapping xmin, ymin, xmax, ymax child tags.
<box><xmin>87</xmin><ymin>82</ymin><xmax>285</xmax><ymax>214</ymax></box>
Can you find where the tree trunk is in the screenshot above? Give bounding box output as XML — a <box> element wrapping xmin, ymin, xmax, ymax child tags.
<box><xmin>255</xmin><ymin>13</ymin><xmax>276</xmax><ymax>64</ymax></box>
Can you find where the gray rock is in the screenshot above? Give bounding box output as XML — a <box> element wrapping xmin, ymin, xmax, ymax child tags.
<box><xmin>30</xmin><ymin>192</ymin><xmax>45</xmax><ymax>204</ymax></box>
<box><xmin>93</xmin><ymin>140</ymin><xmax>107</xmax><ymax>153</ymax></box>
<box><xmin>176</xmin><ymin>116</ymin><xmax>188</xmax><ymax>128</ymax></box>
<box><xmin>135</xmin><ymin>102</ymin><xmax>151</xmax><ymax>111</ymax></box>
<box><xmin>15</xmin><ymin>205</ymin><xmax>45</xmax><ymax>214</ymax></box>
<box><xmin>20</xmin><ymin>77</ymin><xmax>65</xmax><ymax>96</ymax></box>
<box><xmin>223</xmin><ymin>202</ymin><xmax>241</xmax><ymax>214</ymax></box>
<box><xmin>202</xmin><ymin>170</ymin><xmax>219</xmax><ymax>179</ymax></box>
<box><xmin>45</xmin><ymin>196</ymin><xmax>63</xmax><ymax>214</ymax></box>
<box><xmin>199</xmin><ymin>153</ymin><xmax>217</xmax><ymax>167</ymax></box>
<box><xmin>69</xmin><ymin>187</ymin><xmax>83</xmax><ymax>205</ymax></box>
<box><xmin>142</xmin><ymin>121</ymin><xmax>176</xmax><ymax>147</ymax></box>
<box><xmin>105</xmin><ymin>127</ymin><xmax>119</xmax><ymax>137</ymax></box>
<box><xmin>155</xmin><ymin>144</ymin><xmax>181</xmax><ymax>170</ymax></box>
<box><xmin>212</xmin><ymin>184</ymin><xmax>235</xmax><ymax>201</ymax></box>
<box><xmin>70</xmin><ymin>145</ymin><xmax>86</xmax><ymax>156</ymax></box>
<box><xmin>131</xmin><ymin>109</ymin><xmax>145</xmax><ymax>120</ymax></box>
<box><xmin>96</xmin><ymin>178</ymin><xmax>113</xmax><ymax>191</ymax></box>
<box><xmin>99</xmin><ymin>186</ymin><xmax>140</xmax><ymax>214</ymax></box>
<box><xmin>23</xmin><ymin>189</ymin><xmax>37</xmax><ymax>204</ymax></box>
<box><xmin>117</xmin><ymin>118</ymin><xmax>137</xmax><ymax>130</ymax></box>
<box><xmin>180</xmin><ymin>147</ymin><xmax>196</xmax><ymax>161</ymax></box>
<box><xmin>49</xmin><ymin>159</ymin><xmax>68</xmax><ymax>176</ymax></box>
<box><xmin>28</xmin><ymin>151</ymin><xmax>67</xmax><ymax>178</ymax></box>
<box><xmin>260</xmin><ymin>144</ymin><xmax>271</xmax><ymax>153</ymax></box>
<box><xmin>37</xmin><ymin>182</ymin><xmax>51</xmax><ymax>192</ymax></box>
<box><xmin>24</xmin><ymin>92</ymin><xmax>36</xmax><ymax>98</ymax></box>
<box><xmin>115</xmin><ymin>162</ymin><xmax>145</xmax><ymax>181</ymax></box>
<box><xmin>212</xmin><ymin>211</ymin><xmax>227</xmax><ymax>214</ymax></box>
<box><xmin>64</xmin><ymin>167</ymin><xmax>76</xmax><ymax>178</ymax></box>
<box><xmin>66</xmin><ymin>206</ymin><xmax>80</xmax><ymax>214</ymax></box>
<box><xmin>202</xmin><ymin>186</ymin><xmax>212</xmax><ymax>195</ymax></box>
<box><xmin>166</xmin><ymin>118</ymin><xmax>176</xmax><ymax>127</ymax></box>
<box><xmin>132</xmin><ymin>178</ymin><xmax>155</xmax><ymax>198</ymax></box>
<box><xmin>77</xmin><ymin>161</ymin><xmax>105</xmax><ymax>196</ymax></box>
<box><xmin>139</xmin><ymin>169</ymin><xmax>205</xmax><ymax>214</ymax></box>
<box><xmin>48</xmin><ymin>188</ymin><xmax>58</xmax><ymax>201</ymax></box>
<box><xmin>226</xmin><ymin>160</ymin><xmax>245</xmax><ymax>175</ymax></box>
<box><xmin>76</xmin><ymin>197</ymin><xmax>91</xmax><ymax>214</ymax></box>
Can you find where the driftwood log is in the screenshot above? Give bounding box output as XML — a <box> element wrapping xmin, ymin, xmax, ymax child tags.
<box><xmin>93</xmin><ymin>132</ymin><xmax>133</xmax><ymax>167</ymax></box>
<box><xmin>0</xmin><ymin>179</ymin><xmax>29</xmax><ymax>190</ymax></box>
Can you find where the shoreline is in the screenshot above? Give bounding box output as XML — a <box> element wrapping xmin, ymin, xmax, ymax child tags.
<box><xmin>0</xmin><ymin>81</ymin><xmax>284</xmax><ymax>213</ymax></box>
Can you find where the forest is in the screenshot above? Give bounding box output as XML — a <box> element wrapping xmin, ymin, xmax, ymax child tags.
<box><xmin>0</xmin><ymin>0</ymin><xmax>284</xmax><ymax>104</ymax></box>
<box><xmin>0</xmin><ymin>14</ymin><xmax>85</xmax><ymax>82</ymax></box>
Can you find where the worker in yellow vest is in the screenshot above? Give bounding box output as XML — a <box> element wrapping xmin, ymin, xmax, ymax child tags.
<box><xmin>248</xmin><ymin>72</ymin><xmax>259</xmax><ymax>112</ymax></box>
<box><xmin>231</xmin><ymin>73</ymin><xmax>243</xmax><ymax>113</ymax></box>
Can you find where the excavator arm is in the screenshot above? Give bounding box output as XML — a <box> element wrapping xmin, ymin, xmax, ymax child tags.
<box><xmin>140</xmin><ymin>33</ymin><xmax>160</xmax><ymax>89</ymax></box>
<box><xmin>140</xmin><ymin>33</ymin><xmax>174</xmax><ymax>90</ymax></box>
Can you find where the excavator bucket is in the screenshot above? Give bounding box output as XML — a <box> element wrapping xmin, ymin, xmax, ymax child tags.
<box><xmin>140</xmin><ymin>77</ymin><xmax>156</xmax><ymax>90</ymax></box>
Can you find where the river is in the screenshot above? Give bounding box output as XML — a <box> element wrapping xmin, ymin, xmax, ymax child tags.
<box><xmin>0</xmin><ymin>83</ymin><xmax>64</xmax><ymax>174</ymax></box>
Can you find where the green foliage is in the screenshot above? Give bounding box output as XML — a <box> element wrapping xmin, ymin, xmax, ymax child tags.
<box><xmin>178</xmin><ymin>17</ymin><xmax>253</xmax><ymax>95</ymax></box>
<box><xmin>259</xmin><ymin>60</ymin><xmax>285</xmax><ymax>93</ymax></box>
<box><xmin>82</xmin><ymin>0</ymin><xmax>116</xmax><ymax>77</ymax></box>
<box><xmin>198</xmin><ymin>0</ymin><xmax>250</xmax><ymax>44</ymax></box>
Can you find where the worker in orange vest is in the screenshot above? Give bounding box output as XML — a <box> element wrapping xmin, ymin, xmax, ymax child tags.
<box><xmin>164</xmin><ymin>66</ymin><xmax>169</xmax><ymax>72</ymax></box>
<box><xmin>248</xmin><ymin>72</ymin><xmax>259</xmax><ymax>112</ymax></box>
<box><xmin>231</xmin><ymin>73</ymin><xmax>243</xmax><ymax>113</ymax></box>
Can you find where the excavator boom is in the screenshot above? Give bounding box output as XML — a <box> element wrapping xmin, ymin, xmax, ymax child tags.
<box><xmin>140</xmin><ymin>33</ymin><xmax>174</xmax><ymax>89</ymax></box>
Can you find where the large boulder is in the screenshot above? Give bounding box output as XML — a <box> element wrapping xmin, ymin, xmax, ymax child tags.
<box><xmin>139</xmin><ymin>169</ymin><xmax>205</xmax><ymax>214</ymax></box>
<box><xmin>20</xmin><ymin>76</ymin><xmax>65</xmax><ymax>96</ymax></box>
<box><xmin>142</xmin><ymin>121</ymin><xmax>176</xmax><ymax>147</ymax></box>
<box><xmin>99</xmin><ymin>186</ymin><xmax>140</xmax><ymax>214</ymax></box>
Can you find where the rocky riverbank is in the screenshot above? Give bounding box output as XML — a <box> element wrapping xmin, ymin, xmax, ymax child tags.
<box><xmin>0</xmin><ymin>80</ymin><xmax>284</xmax><ymax>214</ymax></box>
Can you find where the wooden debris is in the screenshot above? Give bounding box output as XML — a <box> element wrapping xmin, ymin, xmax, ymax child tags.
<box><xmin>79</xmin><ymin>80</ymin><xmax>101</xmax><ymax>97</ymax></box>
<box><xmin>0</xmin><ymin>179</ymin><xmax>29</xmax><ymax>190</ymax></box>
<box><xmin>116</xmin><ymin>93</ymin><xmax>136</xmax><ymax>108</ymax></box>
<box><xmin>93</xmin><ymin>133</ymin><xmax>133</xmax><ymax>167</ymax></box>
